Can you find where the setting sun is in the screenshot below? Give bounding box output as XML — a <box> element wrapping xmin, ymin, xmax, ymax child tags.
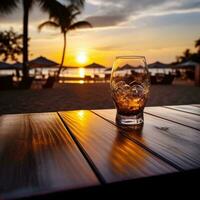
<box><xmin>77</xmin><ymin>52</ymin><xmax>87</xmax><ymax>64</ymax></box>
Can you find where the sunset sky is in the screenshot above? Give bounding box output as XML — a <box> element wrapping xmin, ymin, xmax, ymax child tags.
<box><xmin>0</xmin><ymin>0</ymin><xmax>200</xmax><ymax>67</ymax></box>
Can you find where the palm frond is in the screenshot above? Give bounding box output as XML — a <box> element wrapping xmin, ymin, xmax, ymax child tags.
<box><xmin>68</xmin><ymin>21</ymin><xmax>92</xmax><ymax>31</ymax></box>
<box><xmin>40</xmin><ymin>1</ymin><xmax>76</xmax><ymax>29</ymax></box>
<box><xmin>39</xmin><ymin>0</ymin><xmax>71</xmax><ymax>19</ymax></box>
<box><xmin>195</xmin><ymin>39</ymin><xmax>200</xmax><ymax>48</ymax></box>
<box><xmin>0</xmin><ymin>0</ymin><xmax>19</xmax><ymax>14</ymax></box>
<box><xmin>70</xmin><ymin>10</ymin><xmax>81</xmax><ymax>21</ymax></box>
<box><xmin>38</xmin><ymin>21</ymin><xmax>59</xmax><ymax>31</ymax></box>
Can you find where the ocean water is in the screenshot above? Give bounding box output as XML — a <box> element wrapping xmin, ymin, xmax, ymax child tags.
<box><xmin>0</xmin><ymin>67</ymin><xmax>173</xmax><ymax>78</ymax></box>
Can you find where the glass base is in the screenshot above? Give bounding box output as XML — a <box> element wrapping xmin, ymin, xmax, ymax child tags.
<box><xmin>116</xmin><ymin>112</ymin><xmax>144</xmax><ymax>126</ymax></box>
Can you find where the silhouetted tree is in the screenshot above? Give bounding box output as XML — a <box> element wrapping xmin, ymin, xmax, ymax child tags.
<box><xmin>177</xmin><ymin>48</ymin><xmax>191</xmax><ymax>63</ymax></box>
<box><xmin>0</xmin><ymin>0</ymin><xmax>85</xmax><ymax>80</ymax></box>
<box><xmin>38</xmin><ymin>4</ymin><xmax>92</xmax><ymax>77</ymax></box>
<box><xmin>195</xmin><ymin>38</ymin><xmax>200</xmax><ymax>54</ymax></box>
<box><xmin>176</xmin><ymin>37</ymin><xmax>200</xmax><ymax>64</ymax></box>
<box><xmin>0</xmin><ymin>29</ymin><xmax>23</xmax><ymax>62</ymax></box>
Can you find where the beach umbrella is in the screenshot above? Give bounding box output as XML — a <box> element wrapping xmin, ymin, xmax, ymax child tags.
<box><xmin>104</xmin><ymin>67</ymin><xmax>112</xmax><ymax>71</ymax></box>
<box><xmin>121</xmin><ymin>64</ymin><xmax>135</xmax><ymax>70</ymax></box>
<box><xmin>84</xmin><ymin>62</ymin><xmax>105</xmax><ymax>76</ymax></box>
<box><xmin>148</xmin><ymin>61</ymin><xmax>170</xmax><ymax>74</ymax></box>
<box><xmin>28</xmin><ymin>56</ymin><xmax>59</xmax><ymax>68</ymax></box>
<box><xmin>84</xmin><ymin>62</ymin><xmax>105</xmax><ymax>69</ymax></box>
<box><xmin>104</xmin><ymin>67</ymin><xmax>112</xmax><ymax>75</ymax></box>
<box><xmin>0</xmin><ymin>62</ymin><xmax>13</xmax><ymax>70</ymax></box>
<box><xmin>148</xmin><ymin>61</ymin><xmax>169</xmax><ymax>68</ymax></box>
<box><xmin>175</xmin><ymin>61</ymin><xmax>198</xmax><ymax>69</ymax></box>
<box><xmin>12</xmin><ymin>61</ymin><xmax>23</xmax><ymax>69</ymax></box>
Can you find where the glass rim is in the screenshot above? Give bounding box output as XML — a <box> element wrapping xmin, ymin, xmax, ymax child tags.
<box><xmin>115</xmin><ymin>55</ymin><xmax>146</xmax><ymax>59</ymax></box>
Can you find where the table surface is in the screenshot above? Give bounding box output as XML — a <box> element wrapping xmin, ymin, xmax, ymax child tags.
<box><xmin>0</xmin><ymin>104</ymin><xmax>200</xmax><ymax>199</ymax></box>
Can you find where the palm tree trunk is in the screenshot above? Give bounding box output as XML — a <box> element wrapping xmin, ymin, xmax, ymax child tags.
<box><xmin>57</xmin><ymin>32</ymin><xmax>67</xmax><ymax>78</ymax></box>
<box><xmin>22</xmin><ymin>0</ymin><xmax>29</xmax><ymax>80</ymax></box>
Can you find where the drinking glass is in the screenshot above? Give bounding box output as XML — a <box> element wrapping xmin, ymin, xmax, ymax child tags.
<box><xmin>110</xmin><ymin>56</ymin><xmax>150</xmax><ymax>126</ymax></box>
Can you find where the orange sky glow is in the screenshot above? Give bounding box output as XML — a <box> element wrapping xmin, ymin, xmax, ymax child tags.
<box><xmin>0</xmin><ymin>0</ymin><xmax>200</xmax><ymax>67</ymax></box>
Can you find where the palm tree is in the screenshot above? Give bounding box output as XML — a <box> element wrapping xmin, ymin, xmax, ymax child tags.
<box><xmin>178</xmin><ymin>48</ymin><xmax>191</xmax><ymax>63</ymax></box>
<box><xmin>183</xmin><ymin>49</ymin><xmax>191</xmax><ymax>59</ymax></box>
<box><xmin>0</xmin><ymin>0</ymin><xmax>85</xmax><ymax>80</ymax></box>
<box><xmin>0</xmin><ymin>29</ymin><xmax>23</xmax><ymax>61</ymax></box>
<box><xmin>38</xmin><ymin>4</ymin><xmax>92</xmax><ymax>77</ymax></box>
<box><xmin>195</xmin><ymin>38</ymin><xmax>200</xmax><ymax>53</ymax></box>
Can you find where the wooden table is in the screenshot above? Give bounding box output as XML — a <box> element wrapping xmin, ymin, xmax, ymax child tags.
<box><xmin>0</xmin><ymin>105</ymin><xmax>200</xmax><ymax>199</ymax></box>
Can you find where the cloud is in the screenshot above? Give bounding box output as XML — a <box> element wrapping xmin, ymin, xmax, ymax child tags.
<box><xmin>1</xmin><ymin>0</ymin><xmax>200</xmax><ymax>29</ymax></box>
<box><xmin>0</xmin><ymin>3</ymin><xmax>48</xmax><ymax>24</ymax></box>
<box><xmin>86</xmin><ymin>0</ymin><xmax>200</xmax><ymax>27</ymax></box>
<box><xmin>85</xmin><ymin>15</ymin><xmax>127</xmax><ymax>27</ymax></box>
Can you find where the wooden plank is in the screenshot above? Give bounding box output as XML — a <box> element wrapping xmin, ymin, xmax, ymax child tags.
<box><xmin>145</xmin><ymin>106</ymin><xmax>200</xmax><ymax>130</ymax></box>
<box><xmin>92</xmin><ymin>109</ymin><xmax>200</xmax><ymax>170</ymax></box>
<box><xmin>0</xmin><ymin>113</ymin><xmax>99</xmax><ymax>199</ymax></box>
<box><xmin>59</xmin><ymin>110</ymin><xmax>176</xmax><ymax>184</ymax></box>
<box><xmin>165</xmin><ymin>105</ymin><xmax>200</xmax><ymax>116</ymax></box>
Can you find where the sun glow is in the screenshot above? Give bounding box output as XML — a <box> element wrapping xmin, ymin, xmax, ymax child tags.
<box><xmin>76</xmin><ymin>52</ymin><xmax>87</xmax><ymax>64</ymax></box>
<box><xmin>79</xmin><ymin>68</ymin><xmax>85</xmax><ymax>78</ymax></box>
<box><xmin>78</xmin><ymin>110</ymin><xmax>85</xmax><ymax>118</ymax></box>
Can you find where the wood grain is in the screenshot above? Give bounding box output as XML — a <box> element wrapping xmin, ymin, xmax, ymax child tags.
<box><xmin>0</xmin><ymin>113</ymin><xmax>99</xmax><ymax>199</ymax></box>
<box><xmin>145</xmin><ymin>106</ymin><xmax>200</xmax><ymax>130</ymax></box>
<box><xmin>165</xmin><ymin>105</ymin><xmax>200</xmax><ymax>116</ymax></box>
<box><xmin>92</xmin><ymin>109</ymin><xmax>200</xmax><ymax>170</ymax></box>
<box><xmin>59</xmin><ymin>110</ymin><xmax>176</xmax><ymax>184</ymax></box>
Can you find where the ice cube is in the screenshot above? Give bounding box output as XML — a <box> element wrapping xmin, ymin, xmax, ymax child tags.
<box><xmin>115</xmin><ymin>81</ymin><xmax>126</xmax><ymax>88</ymax></box>
<box><xmin>131</xmin><ymin>84</ymin><xmax>145</xmax><ymax>98</ymax></box>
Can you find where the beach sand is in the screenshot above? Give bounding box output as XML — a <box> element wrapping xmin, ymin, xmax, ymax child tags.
<box><xmin>0</xmin><ymin>82</ymin><xmax>200</xmax><ymax>114</ymax></box>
